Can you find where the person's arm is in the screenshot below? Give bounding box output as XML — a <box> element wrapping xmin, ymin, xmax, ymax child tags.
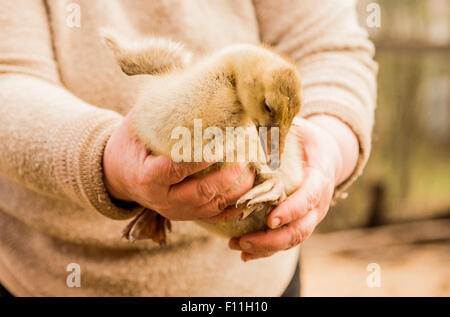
<box><xmin>230</xmin><ymin>0</ymin><xmax>377</xmax><ymax>260</ymax></box>
<box><xmin>0</xmin><ymin>0</ymin><xmax>254</xmax><ymax>224</ymax></box>
<box><xmin>0</xmin><ymin>0</ymin><xmax>143</xmax><ymax>220</ymax></box>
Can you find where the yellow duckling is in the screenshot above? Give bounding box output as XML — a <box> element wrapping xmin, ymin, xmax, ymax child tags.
<box><xmin>103</xmin><ymin>31</ymin><xmax>304</xmax><ymax>245</ymax></box>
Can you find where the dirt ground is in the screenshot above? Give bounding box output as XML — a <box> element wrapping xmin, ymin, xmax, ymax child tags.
<box><xmin>300</xmin><ymin>219</ymin><xmax>450</xmax><ymax>296</ymax></box>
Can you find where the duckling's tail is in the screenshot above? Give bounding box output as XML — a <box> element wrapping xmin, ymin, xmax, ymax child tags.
<box><xmin>101</xmin><ymin>28</ymin><xmax>192</xmax><ymax>76</ymax></box>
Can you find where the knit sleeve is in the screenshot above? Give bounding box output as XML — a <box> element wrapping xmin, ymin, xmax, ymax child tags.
<box><xmin>0</xmin><ymin>0</ymin><xmax>142</xmax><ymax>219</ymax></box>
<box><xmin>253</xmin><ymin>0</ymin><xmax>378</xmax><ymax>196</ymax></box>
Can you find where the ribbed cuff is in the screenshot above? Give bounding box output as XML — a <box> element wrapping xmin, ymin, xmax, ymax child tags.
<box><xmin>55</xmin><ymin>109</ymin><xmax>143</xmax><ymax>220</ymax></box>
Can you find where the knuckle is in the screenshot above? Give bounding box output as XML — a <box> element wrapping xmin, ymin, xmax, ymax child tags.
<box><xmin>197</xmin><ymin>181</ymin><xmax>215</xmax><ymax>201</ymax></box>
<box><xmin>214</xmin><ymin>195</ymin><xmax>229</xmax><ymax>212</ymax></box>
<box><xmin>303</xmin><ymin>227</ymin><xmax>313</xmax><ymax>242</ymax></box>
<box><xmin>168</xmin><ymin>163</ymin><xmax>186</xmax><ymax>183</ymax></box>
<box><xmin>203</xmin><ymin>195</ymin><xmax>228</xmax><ymax>217</ymax></box>
<box><xmin>287</xmin><ymin>226</ymin><xmax>304</xmax><ymax>249</ymax></box>
<box><xmin>305</xmin><ymin>191</ymin><xmax>318</xmax><ymax>210</ymax></box>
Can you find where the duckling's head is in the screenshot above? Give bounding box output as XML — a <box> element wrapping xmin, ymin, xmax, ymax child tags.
<box><xmin>232</xmin><ymin>50</ymin><xmax>302</xmax><ymax>160</ymax></box>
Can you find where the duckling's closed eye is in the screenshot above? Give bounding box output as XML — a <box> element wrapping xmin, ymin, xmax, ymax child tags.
<box><xmin>263</xmin><ymin>100</ymin><xmax>272</xmax><ymax>113</ymax></box>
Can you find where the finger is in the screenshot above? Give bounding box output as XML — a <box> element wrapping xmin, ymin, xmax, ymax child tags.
<box><xmin>145</xmin><ymin>156</ymin><xmax>215</xmax><ymax>185</ymax></box>
<box><xmin>229</xmin><ymin>239</ymin><xmax>276</xmax><ymax>261</ymax></box>
<box><xmin>201</xmin><ymin>206</ymin><xmax>243</xmax><ymax>224</ymax></box>
<box><xmin>194</xmin><ymin>169</ymin><xmax>255</xmax><ymax>219</ymax></box>
<box><xmin>167</xmin><ymin>163</ymin><xmax>253</xmax><ymax>208</ymax></box>
<box><xmin>267</xmin><ymin>168</ymin><xmax>324</xmax><ymax>229</ymax></box>
<box><xmin>229</xmin><ymin>237</ymin><xmax>241</xmax><ymax>250</ymax></box>
<box><xmin>241</xmin><ymin>251</ymin><xmax>276</xmax><ymax>262</ymax></box>
<box><xmin>235</xmin><ymin>209</ymin><xmax>320</xmax><ymax>253</ymax></box>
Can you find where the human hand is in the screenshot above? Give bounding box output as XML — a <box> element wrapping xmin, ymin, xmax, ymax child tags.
<box><xmin>103</xmin><ymin>113</ymin><xmax>255</xmax><ymax>221</ymax></box>
<box><xmin>229</xmin><ymin>114</ymin><xmax>359</xmax><ymax>261</ymax></box>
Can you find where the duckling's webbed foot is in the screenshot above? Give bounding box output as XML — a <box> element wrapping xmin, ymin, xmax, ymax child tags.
<box><xmin>236</xmin><ymin>177</ymin><xmax>287</xmax><ymax>219</ymax></box>
<box><xmin>121</xmin><ymin>209</ymin><xmax>171</xmax><ymax>246</ymax></box>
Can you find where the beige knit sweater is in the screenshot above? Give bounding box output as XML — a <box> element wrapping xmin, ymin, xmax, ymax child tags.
<box><xmin>0</xmin><ymin>0</ymin><xmax>377</xmax><ymax>296</ymax></box>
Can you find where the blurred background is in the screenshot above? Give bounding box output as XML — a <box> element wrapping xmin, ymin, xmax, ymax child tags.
<box><xmin>301</xmin><ymin>0</ymin><xmax>450</xmax><ymax>296</ymax></box>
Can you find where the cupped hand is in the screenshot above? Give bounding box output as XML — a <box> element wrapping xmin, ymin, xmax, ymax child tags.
<box><xmin>103</xmin><ymin>113</ymin><xmax>255</xmax><ymax>221</ymax></box>
<box><xmin>229</xmin><ymin>114</ymin><xmax>359</xmax><ymax>261</ymax></box>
